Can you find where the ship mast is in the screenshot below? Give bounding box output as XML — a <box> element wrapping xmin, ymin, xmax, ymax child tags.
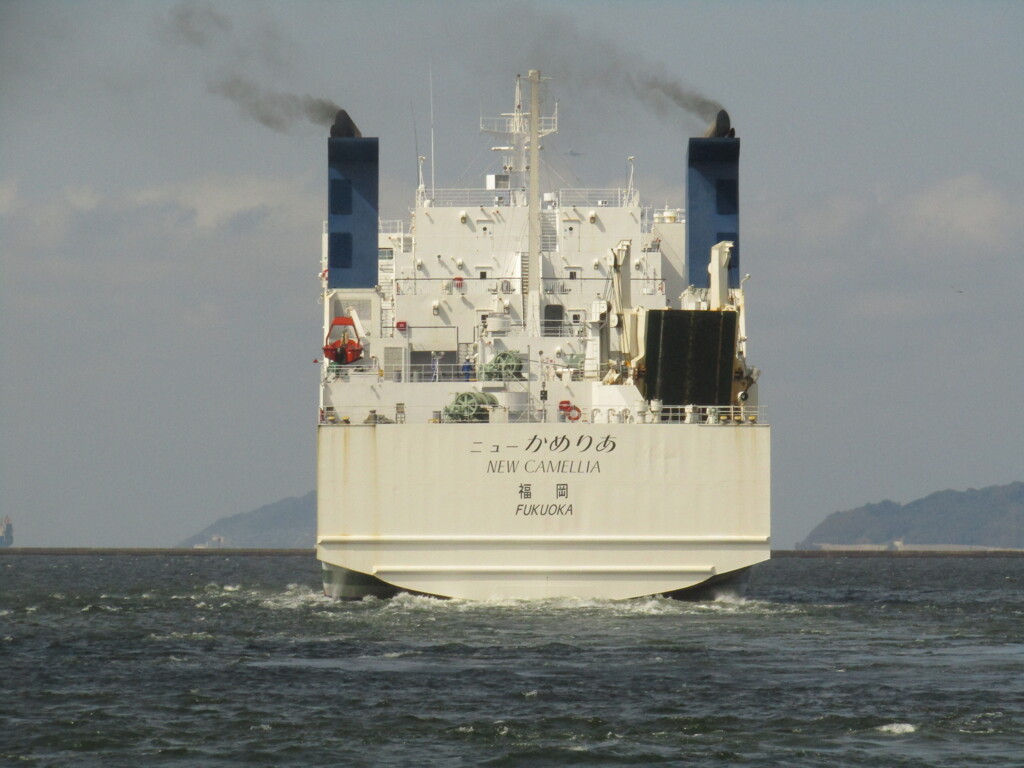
<box><xmin>526</xmin><ymin>69</ymin><xmax>542</xmax><ymax>336</ymax></box>
<box><xmin>481</xmin><ymin>70</ymin><xmax>556</xmax><ymax>337</ymax></box>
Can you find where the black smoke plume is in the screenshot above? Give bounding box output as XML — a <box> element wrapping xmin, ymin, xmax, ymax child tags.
<box><xmin>626</xmin><ymin>69</ymin><xmax>723</xmax><ymax>124</ymax></box>
<box><xmin>163</xmin><ymin>3</ymin><xmax>341</xmax><ymax>134</ymax></box>
<box><xmin>208</xmin><ymin>76</ymin><xmax>341</xmax><ymax>133</ymax></box>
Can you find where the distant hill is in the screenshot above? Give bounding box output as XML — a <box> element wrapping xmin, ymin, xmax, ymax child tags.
<box><xmin>178</xmin><ymin>492</ymin><xmax>315</xmax><ymax>549</ymax></box>
<box><xmin>799</xmin><ymin>482</ymin><xmax>1024</xmax><ymax>550</ymax></box>
<box><xmin>185</xmin><ymin>481</ymin><xmax>1024</xmax><ymax>551</ymax></box>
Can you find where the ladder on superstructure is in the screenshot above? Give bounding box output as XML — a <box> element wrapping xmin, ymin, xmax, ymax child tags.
<box><xmin>520</xmin><ymin>251</ymin><xmax>530</xmax><ymax>318</ymax></box>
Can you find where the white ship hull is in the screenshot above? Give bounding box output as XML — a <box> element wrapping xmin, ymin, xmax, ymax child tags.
<box><xmin>318</xmin><ymin>421</ymin><xmax>768</xmax><ymax>600</ymax></box>
<box><xmin>315</xmin><ymin>71</ymin><xmax>770</xmax><ymax>600</ymax></box>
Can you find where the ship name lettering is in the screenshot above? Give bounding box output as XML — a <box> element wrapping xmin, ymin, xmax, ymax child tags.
<box><xmin>523</xmin><ymin>460</ymin><xmax>601</xmax><ymax>474</ymax></box>
<box><xmin>515</xmin><ymin>504</ymin><xmax>574</xmax><ymax>516</ymax></box>
<box><xmin>487</xmin><ymin>460</ymin><xmax>520</xmax><ymax>473</ymax></box>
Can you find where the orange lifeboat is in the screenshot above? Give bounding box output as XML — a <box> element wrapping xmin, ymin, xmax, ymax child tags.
<box><xmin>323</xmin><ymin>316</ymin><xmax>363</xmax><ymax>364</ymax></box>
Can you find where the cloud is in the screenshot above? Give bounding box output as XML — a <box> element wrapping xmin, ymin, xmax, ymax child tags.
<box><xmin>840</xmin><ymin>284</ymin><xmax>946</xmax><ymax>322</ymax></box>
<box><xmin>1</xmin><ymin>175</ymin><xmax>299</xmax><ymax>262</ymax></box>
<box><xmin>894</xmin><ymin>173</ymin><xmax>1024</xmax><ymax>251</ymax></box>
<box><xmin>747</xmin><ymin>172</ymin><xmax>1024</xmax><ymax>343</ymax></box>
<box><xmin>792</xmin><ymin>189</ymin><xmax>876</xmax><ymax>243</ymax></box>
<box><xmin>64</xmin><ymin>184</ymin><xmax>100</xmax><ymax>211</ymax></box>
<box><xmin>0</xmin><ymin>177</ymin><xmax>18</xmax><ymax>214</ymax></box>
<box><xmin>758</xmin><ymin>173</ymin><xmax>1023</xmax><ymax>255</ymax></box>
<box><xmin>130</xmin><ymin>173</ymin><xmax>316</xmax><ymax>230</ymax></box>
<box><xmin>3</xmin><ymin>173</ymin><xmax>319</xmax><ymax>324</ymax></box>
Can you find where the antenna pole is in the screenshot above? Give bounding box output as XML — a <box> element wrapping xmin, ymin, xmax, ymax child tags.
<box><xmin>429</xmin><ymin>63</ymin><xmax>436</xmax><ymax>198</ymax></box>
<box><xmin>526</xmin><ymin>69</ymin><xmax>542</xmax><ymax>336</ymax></box>
<box><xmin>412</xmin><ymin>106</ymin><xmax>421</xmax><ymax>183</ymax></box>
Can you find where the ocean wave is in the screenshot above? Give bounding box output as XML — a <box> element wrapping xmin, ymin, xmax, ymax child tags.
<box><xmin>147</xmin><ymin>631</ymin><xmax>215</xmax><ymax>641</ymax></box>
<box><xmin>875</xmin><ymin>722</ymin><xmax>916</xmax><ymax>734</ymax></box>
<box><xmin>356</xmin><ymin>591</ymin><xmax>803</xmax><ymax>618</ymax></box>
<box><xmin>80</xmin><ymin>604</ymin><xmax>121</xmax><ymax>613</ymax></box>
<box><xmin>202</xmin><ymin>582</ymin><xmax>244</xmax><ymax>594</ymax></box>
<box><xmin>258</xmin><ymin>583</ymin><xmax>330</xmax><ymax>611</ymax></box>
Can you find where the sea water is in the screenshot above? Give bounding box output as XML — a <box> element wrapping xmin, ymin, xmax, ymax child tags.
<box><xmin>2</xmin><ymin>554</ymin><xmax>1022</xmax><ymax>766</ymax></box>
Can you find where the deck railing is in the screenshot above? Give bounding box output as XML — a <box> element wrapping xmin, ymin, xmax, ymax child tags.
<box><xmin>540</xmin><ymin>277</ymin><xmax>665</xmax><ymax>298</ymax></box>
<box><xmin>394</xmin><ymin>277</ymin><xmax>520</xmax><ymax>296</ymax></box>
<box><xmin>413</xmin><ymin>187</ymin><xmax>640</xmax><ymax>209</ymax></box>
<box><xmin>417</xmin><ymin>189</ymin><xmax>521</xmax><ymax>207</ymax></box>
<box><xmin>378</xmin><ymin>220</ymin><xmax>405</xmax><ymax>234</ymax></box>
<box><xmin>319</xmin><ymin>403</ymin><xmax>767</xmax><ymax>426</ymax></box>
<box><xmin>559</xmin><ymin>189</ymin><xmax>639</xmax><ymax>208</ymax></box>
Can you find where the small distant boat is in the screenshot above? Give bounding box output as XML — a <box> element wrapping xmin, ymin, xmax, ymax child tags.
<box><xmin>315</xmin><ymin>71</ymin><xmax>770</xmax><ymax>600</ymax></box>
<box><xmin>1</xmin><ymin>516</ymin><xmax>12</xmax><ymax>547</ymax></box>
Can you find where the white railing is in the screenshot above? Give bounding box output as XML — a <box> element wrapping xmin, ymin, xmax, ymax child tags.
<box><xmin>319</xmin><ymin>403</ymin><xmax>767</xmax><ymax>426</ymax></box>
<box><xmin>637</xmin><ymin>405</ymin><xmax>766</xmax><ymax>425</ymax></box>
<box><xmin>319</xmin><ymin>403</ymin><xmax>541</xmax><ymax>426</ymax></box>
<box><xmin>479</xmin><ymin>115</ymin><xmax>557</xmax><ymax>135</ymax></box>
<box><xmin>380</xmin><ymin>363</ymin><xmax>528</xmax><ymax>383</ymax></box>
<box><xmin>633</xmin><ymin>278</ymin><xmax>667</xmax><ymax>297</ymax></box>
<box><xmin>412</xmin><ymin>186</ymin><xmax>642</xmax><ymax>209</ymax></box>
<box><xmin>417</xmin><ymin>188</ymin><xmax>521</xmax><ymax>207</ymax></box>
<box><xmin>394</xmin><ymin>277</ymin><xmax>520</xmax><ymax>296</ymax></box>
<box><xmin>324</xmin><ymin>360</ymin><xmax>530</xmax><ymax>384</ymax></box>
<box><xmin>559</xmin><ymin>189</ymin><xmax>639</xmax><ymax>208</ymax></box>
<box><xmin>540</xmin><ymin>322</ymin><xmax>587</xmax><ymax>338</ymax></box>
<box><xmin>540</xmin><ymin>277</ymin><xmax>605</xmax><ymax>295</ymax></box>
<box><xmin>538</xmin><ymin>277</ymin><xmax>665</xmax><ymax>299</ymax></box>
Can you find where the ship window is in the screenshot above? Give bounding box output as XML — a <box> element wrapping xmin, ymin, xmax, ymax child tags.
<box><xmin>567</xmin><ymin>268</ymin><xmax>580</xmax><ymax>280</ymax></box>
<box><xmin>715</xmin><ymin>179</ymin><xmax>738</xmax><ymax>215</ymax></box>
<box><xmin>378</xmin><ymin>248</ymin><xmax>394</xmax><ymax>261</ymax></box>
<box><xmin>329</xmin><ymin>179</ymin><xmax>353</xmax><ymax>215</ymax></box>
<box><xmin>542</xmin><ymin>304</ymin><xmax>564</xmax><ymax>336</ymax></box>
<box><xmin>329</xmin><ymin>233</ymin><xmax>352</xmax><ymax>269</ymax></box>
<box><xmin>478</xmin><ymin>269</ymin><xmax>489</xmax><ymax>279</ymax></box>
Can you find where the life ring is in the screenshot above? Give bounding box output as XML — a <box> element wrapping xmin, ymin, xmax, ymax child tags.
<box><xmin>566</xmin><ymin>405</ymin><xmax>582</xmax><ymax>421</ymax></box>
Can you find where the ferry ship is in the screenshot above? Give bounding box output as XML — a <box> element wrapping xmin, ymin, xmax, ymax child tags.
<box><xmin>316</xmin><ymin>71</ymin><xmax>770</xmax><ymax>600</ymax></box>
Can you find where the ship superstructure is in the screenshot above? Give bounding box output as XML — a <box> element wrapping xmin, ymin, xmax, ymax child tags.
<box><xmin>316</xmin><ymin>71</ymin><xmax>769</xmax><ymax>600</ymax></box>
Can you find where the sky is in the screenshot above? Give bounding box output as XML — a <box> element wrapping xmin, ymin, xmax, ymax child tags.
<box><xmin>2</xmin><ymin>0</ymin><xmax>1022</xmax><ymax>548</ymax></box>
